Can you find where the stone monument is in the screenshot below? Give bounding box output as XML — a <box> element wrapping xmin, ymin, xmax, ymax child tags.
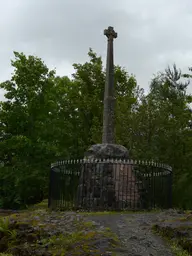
<box><xmin>76</xmin><ymin>27</ymin><xmax>139</xmax><ymax>210</ymax></box>
<box><xmin>85</xmin><ymin>26</ymin><xmax>129</xmax><ymax>159</ymax></box>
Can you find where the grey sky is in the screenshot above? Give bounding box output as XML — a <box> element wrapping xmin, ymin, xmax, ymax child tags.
<box><xmin>1</xmin><ymin>0</ymin><xmax>192</xmax><ymax>100</ymax></box>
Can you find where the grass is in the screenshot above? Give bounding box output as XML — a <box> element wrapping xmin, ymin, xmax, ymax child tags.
<box><xmin>171</xmin><ymin>243</ymin><xmax>191</xmax><ymax>256</ymax></box>
<box><xmin>174</xmin><ymin>215</ymin><xmax>192</xmax><ymax>222</ymax></box>
<box><xmin>152</xmin><ymin>224</ymin><xmax>192</xmax><ymax>256</ymax></box>
<box><xmin>43</xmin><ymin>226</ymin><xmax>119</xmax><ymax>255</ymax></box>
<box><xmin>0</xmin><ymin>200</ymin><xmax>121</xmax><ymax>255</ymax></box>
<box><xmin>26</xmin><ymin>199</ymin><xmax>49</xmax><ymax>210</ymax></box>
<box><xmin>0</xmin><ymin>254</ymin><xmax>13</xmax><ymax>256</ymax></box>
<box><xmin>78</xmin><ymin>208</ymin><xmax>161</xmax><ymax>216</ymax></box>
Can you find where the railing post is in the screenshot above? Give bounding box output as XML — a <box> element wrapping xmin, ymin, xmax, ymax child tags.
<box><xmin>151</xmin><ymin>168</ymin><xmax>154</xmax><ymax>209</ymax></box>
<box><xmin>48</xmin><ymin>167</ymin><xmax>52</xmax><ymax>209</ymax></box>
<box><xmin>168</xmin><ymin>171</ymin><xmax>173</xmax><ymax>208</ymax></box>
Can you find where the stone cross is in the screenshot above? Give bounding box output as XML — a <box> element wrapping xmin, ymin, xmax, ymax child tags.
<box><xmin>102</xmin><ymin>26</ymin><xmax>117</xmax><ymax>144</ymax></box>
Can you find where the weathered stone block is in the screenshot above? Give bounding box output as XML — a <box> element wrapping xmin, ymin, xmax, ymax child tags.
<box><xmin>85</xmin><ymin>143</ymin><xmax>129</xmax><ymax>160</ymax></box>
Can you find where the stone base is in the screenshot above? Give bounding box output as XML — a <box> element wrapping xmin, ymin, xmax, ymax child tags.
<box><xmin>76</xmin><ymin>143</ymin><xmax>139</xmax><ymax>210</ymax></box>
<box><xmin>84</xmin><ymin>143</ymin><xmax>129</xmax><ymax>160</ymax></box>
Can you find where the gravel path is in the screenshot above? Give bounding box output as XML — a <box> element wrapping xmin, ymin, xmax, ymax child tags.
<box><xmin>85</xmin><ymin>212</ymin><xmax>176</xmax><ymax>256</ymax></box>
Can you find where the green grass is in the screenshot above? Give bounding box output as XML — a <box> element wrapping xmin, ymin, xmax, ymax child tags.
<box><xmin>152</xmin><ymin>224</ymin><xmax>192</xmax><ymax>256</ymax></box>
<box><xmin>0</xmin><ymin>200</ymin><xmax>121</xmax><ymax>255</ymax></box>
<box><xmin>28</xmin><ymin>199</ymin><xmax>163</xmax><ymax>215</ymax></box>
<box><xmin>26</xmin><ymin>199</ymin><xmax>49</xmax><ymax>210</ymax></box>
<box><xmin>43</xmin><ymin>226</ymin><xmax>120</xmax><ymax>255</ymax></box>
<box><xmin>78</xmin><ymin>208</ymin><xmax>161</xmax><ymax>216</ymax></box>
<box><xmin>0</xmin><ymin>253</ymin><xmax>13</xmax><ymax>256</ymax></box>
<box><xmin>171</xmin><ymin>243</ymin><xmax>191</xmax><ymax>256</ymax></box>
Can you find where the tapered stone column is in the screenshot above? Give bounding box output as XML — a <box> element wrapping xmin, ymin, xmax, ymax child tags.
<box><xmin>102</xmin><ymin>26</ymin><xmax>117</xmax><ymax>144</ymax></box>
<box><xmin>85</xmin><ymin>26</ymin><xmax>129</xmax><ymax>160</ymax></box>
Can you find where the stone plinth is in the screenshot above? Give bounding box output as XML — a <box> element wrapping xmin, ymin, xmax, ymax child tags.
<box><xmin>85</xmin><ymin>143</ymin><xmax>129</xmax><ymax>160</ymax></box>
<box><xmin>76</xmin><ymin>144</ymin><xmax>140</xmax><ymax>210</ymax></box>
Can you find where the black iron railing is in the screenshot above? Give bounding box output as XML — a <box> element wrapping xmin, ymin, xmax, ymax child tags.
<box><xmin>48</xmin><ymin>159</ymin><xmax>172</xmax><ymax>211</ymax></box>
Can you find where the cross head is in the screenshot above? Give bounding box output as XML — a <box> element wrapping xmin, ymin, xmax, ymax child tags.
<box><xmin>104</xmin><ymin>26</ymin><xmax>117</xmax><ymax>40</ymax></box>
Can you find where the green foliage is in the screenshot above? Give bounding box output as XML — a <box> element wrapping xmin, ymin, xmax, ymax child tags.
<box><xmin>0</xmin><ymin>52</ymin><xmax>56</xmax><ymax>208</ymax></box>
<box><xmin>0</xmin><ymin>49</ymin><xmax>192</xmax><ymax>209</ymax></box>
<box><xmin>0</xmin><ymin>254</ymin><xmax>13</xmax><ymax>256</ymax></box>
<box><xmin>0</xmin><ymin>217</ymin><xmax>10</xmax><ymax>233</ymax></box>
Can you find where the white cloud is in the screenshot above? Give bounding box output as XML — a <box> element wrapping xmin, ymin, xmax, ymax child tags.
<box><xmin>1</xmin><ymin>0</ymin><xmax>192</xmax><ymax>100</ymax></box>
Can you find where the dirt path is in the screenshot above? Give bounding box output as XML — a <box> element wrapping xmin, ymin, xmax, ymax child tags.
<box><xmin>85</xmin><ymin>212</ymin><xmax>175</xmax><ymax>256</ymax></box>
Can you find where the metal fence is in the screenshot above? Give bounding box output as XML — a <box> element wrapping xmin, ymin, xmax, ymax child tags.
<box><xmin>48</xmin><ymin>159</ymin><xmax>172</xmax><ymax>211</ymax></box>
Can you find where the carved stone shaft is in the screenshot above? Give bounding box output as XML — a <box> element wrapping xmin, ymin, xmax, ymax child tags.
<box><xmin>102</xmin><ymin>26</ymin><xmax>117</xmax><ymax>144</ymax></box>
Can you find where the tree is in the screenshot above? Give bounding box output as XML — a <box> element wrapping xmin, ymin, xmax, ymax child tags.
<box><xmin>131</xmin><ymin>64</ymin><xmax>192</xmax><ymax>208</ymax></box>
<box><xmin>0</xmin><ymin>52</ymin><xmax>58</xmax><ymax>208</ymax></box>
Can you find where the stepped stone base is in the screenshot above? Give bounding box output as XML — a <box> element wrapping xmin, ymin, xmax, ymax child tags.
<box><xmin>76</xmin><ymin>144</ymin><xmax>140</xmax><ymax>210</ymax></box>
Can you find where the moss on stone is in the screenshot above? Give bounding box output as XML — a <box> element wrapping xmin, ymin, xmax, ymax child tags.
<box><xmin>152</xmin><ymin>223</ymin><xmax>192</xmax><ymax>256</ymax></box>
<box><xmin>0</xmin><ymin>203</ymin><xmax>121</xmax><ymax>255</ymax></box>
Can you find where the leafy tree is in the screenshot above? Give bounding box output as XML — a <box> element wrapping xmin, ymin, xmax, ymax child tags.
<box><xmin>131</xmin><ymin>64</ymin><xmax>192</xmax><ymax>208</ymax></box>
<box><xmin>0</xmin><ymin>52</ymin><xmax>57</xmax><ymax>208</ymax></box>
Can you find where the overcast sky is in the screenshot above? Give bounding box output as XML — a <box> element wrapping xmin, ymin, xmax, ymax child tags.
<box><xmin>1</xmin><ymin>0</ymin><xmax>192</xmax><ymax>100</ymax></box>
